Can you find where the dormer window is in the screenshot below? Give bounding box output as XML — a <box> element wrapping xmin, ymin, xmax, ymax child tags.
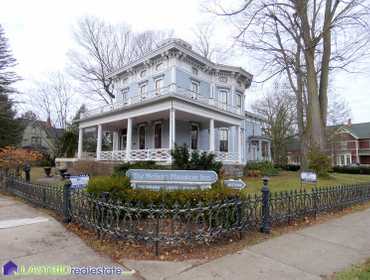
<box><xmin>140</xmin><ymin>70</ymin><xmax>147</xmax><ymax>78</ymax></box>
<box><xmin>192</xmin><ymin>67</ymin><xmax>199</xmax><ymax>75</ymax></box>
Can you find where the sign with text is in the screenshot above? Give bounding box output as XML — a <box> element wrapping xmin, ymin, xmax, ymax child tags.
<box><xmin>300</xmin><ymin>172</ymin><xmax>317</xmax><ymax>184</ymax></box>
<box><xmin>126</xmin><ymin>169</ymin><xmax>218</xmax><ymax>190</ymax></box>
<box><xmin>224</xmin><ymin>179</ymin><xmax>246</xmax><ymax>190</ymax></box>
<box><xmin>70</xmin><ymin>175</ymin><xmax>89</xmax><ymax>189</ymax></box>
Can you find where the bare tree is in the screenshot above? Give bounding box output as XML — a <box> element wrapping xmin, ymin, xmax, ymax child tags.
<box><xmin>327</xmin><ymin>92</ymin><xmax>351</xmax><ymax>126</ymax></box>
<box><xmin>210</xmin><ymin>0</ymin><xmax>370</xmax><ymax>166</ymax></box>
<box><xmin>192</xmin><ymin>22</ymin><xmax>233</xmax><ymax>62</ymax></box>
<box><xmin>30</xmin><ymin>72</ymin><xmax>76</xmax><ymax>129</ymax></box>
<box><xmin>68</xmin><ymin>16</ymin><xmax>173</xmax><ymax>104</ymax></box>
<box><xmin>252</xmin><ymin>81</ymin><xmax>297</xmax><ymax>165</ymax></box>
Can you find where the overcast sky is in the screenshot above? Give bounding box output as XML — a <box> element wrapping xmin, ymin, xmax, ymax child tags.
<box><xmin>1</xmin><ymin>0</ymin><xmax>369</xmax><ymax>123</ymax></box>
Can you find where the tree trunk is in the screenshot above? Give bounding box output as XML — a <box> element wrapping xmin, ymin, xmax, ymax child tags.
<box><xmin>319</xmin><ymin>0</ymin><xmax>332</xmax><ymax>129</ymax></box>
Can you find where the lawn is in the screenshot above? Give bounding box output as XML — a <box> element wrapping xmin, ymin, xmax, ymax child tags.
<box><xmin>242</xmin><ymin>171</ymin><xmax>370</xmax><ymax>194</ymax></box>
<box><xmin>23</xmin><ymin>167</ymin><xmax>370</xmax><ymax>194</ymax></box>
<box><xmin>331</xmin><ymin>258</ymin><xmax>370</xmax><ymax>280</ymax></box>
<box><xmin>20</xmin><ymin>167</ymin><xmax>64</xmax><ymax>187</ymax></box>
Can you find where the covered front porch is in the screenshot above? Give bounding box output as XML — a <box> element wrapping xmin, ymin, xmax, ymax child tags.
<box><xmin>77</xmin><ymin>107</ymin><xmax>243</xmax><ymax>165</ymax></box>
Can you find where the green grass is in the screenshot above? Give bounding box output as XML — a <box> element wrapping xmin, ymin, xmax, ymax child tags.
<box><xmin>241</xmin><ymin>171</ymin><xmax>370</xmax><ymax>194</ymax></box>
<box><xmin>333</xmin><ymin>259</ymin><xmax>370</xmax><ymax>280</ymax></box>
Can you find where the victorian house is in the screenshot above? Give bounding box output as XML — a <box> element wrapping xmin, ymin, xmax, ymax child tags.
<box><xmin>74</xmin><ymin>39</ymin><xmax>271</xmax><ymax>170</ymax></box>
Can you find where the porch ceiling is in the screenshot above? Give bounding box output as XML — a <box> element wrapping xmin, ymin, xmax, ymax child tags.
<box><xmin>102</xmin><ymin>109</ymin><xmax>234</xmax><ymax>130</ymax></box>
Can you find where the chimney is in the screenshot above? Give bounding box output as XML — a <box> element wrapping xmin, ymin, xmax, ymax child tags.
<box><xmin>46</xmin><ymin>116</ymin><xmax>52</xmax><ymax>128</ymax></box>
<box><xmin>347</xmin><ymin>118</ymin><xmax>352</xmax><ymax>127</ymax></box>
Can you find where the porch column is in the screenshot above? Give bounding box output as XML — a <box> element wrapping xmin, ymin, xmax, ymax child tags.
<box><xmin>237</xmin><ymin>125</ymin><xmax>241</xmax><ymax>163</ymax></box>
<box><xmin>268</xmin><ymin>141</ymin><xmax>272</xmax><ymax>161</ymax></box>
<box><xmin>126</xmin><ymin>118</ymin><xmax>132</xmax><ymax>161</ymax></box>
<box><xmin>209</xmin><ymin>119</ymin><xmax>215</xmax><ymax>152</ymax></box>
<box><xmin>169</xmin><ymin>108</ymin><xmax>176</xmax><ymax>150</ymax></box>
<box><xmin>96</xmin><ymin>124</ymin><xmax>102</xmax><ymax>160</ymax></box>
<box><xmin>258</xmin><ymin>140</ymin><xmax>262</xmax><ymax>160</ymax></box>
<box><xmin>77</xmin><ymin>127</ymin><xmax>83</xmax><ymax>159</ymax></box>
<box><xmin>113</xmin><ymin>131</ymin><xmax>119</xmax><ymax>151</ymax></box>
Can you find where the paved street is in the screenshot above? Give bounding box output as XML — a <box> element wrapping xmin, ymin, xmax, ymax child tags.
<box><xmin>1</xmin><ymin>194</ymin><xmax>370</xmax><ymax>280</ymax></box>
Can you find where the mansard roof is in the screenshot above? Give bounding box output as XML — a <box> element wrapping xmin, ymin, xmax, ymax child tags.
<box><xmin>108</xmin><ymin>38</ymin><xmax>253</xmax><ymax>88</ymax></box>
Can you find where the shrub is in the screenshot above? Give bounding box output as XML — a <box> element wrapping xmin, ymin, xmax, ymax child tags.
<box><xmin>113</xmin><ymin>161</ymin><xmax>162</xmax><ymax>176</ymax></box>
<box><xmin>171</xmin><ymin>144</ymin><xmax>223</xmax><ymax>175</ymax></box>
<box><xmin>278</xmin><ymin>164</ymin><xmax>301</xmax><ymax>172</ymax></box>
<box><xmin>86</xmin><ymin>175</ymin><xmax>243</xmax><ymax>207</ymax></box>
<box><xmin>86</xmin><ymin>176</ymin><xmax>131</xmax><ymax>194</ymax></box>
<box><xmin>245</xmin><ymin>161</ymin><xmax>280</xmax><ymax>176</ymax></box>
<box><xmin>308</xmin><ymin>148</ymin><xmax>331</xmax><ymax>177</ymax></box>
<box><xmin>333</xmin><ymin>166</ymin><xmax>370</xmax><ymax>175</ymax></box>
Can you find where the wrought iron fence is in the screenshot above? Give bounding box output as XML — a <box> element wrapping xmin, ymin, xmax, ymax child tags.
<box><xmin>1</xmin><ymin>170</ymin><xmax>370</xmax><ymax>255</ymax></box>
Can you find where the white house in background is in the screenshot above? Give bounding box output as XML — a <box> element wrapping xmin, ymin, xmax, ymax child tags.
<box><xmin>75</xmin><ymin>38</ymin><xmax>271</xmax><ymax>168</ymax></box>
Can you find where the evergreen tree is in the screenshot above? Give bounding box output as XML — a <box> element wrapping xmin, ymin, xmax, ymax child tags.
<box><xmin>0</xmin><ymin>92</ymin><xmax>23</xmax><ymax>147</ymax></box>
<box><xmin>0</xmin><ymin>24</ymin><xmax>22</xmax><ymax>147</ymax></box>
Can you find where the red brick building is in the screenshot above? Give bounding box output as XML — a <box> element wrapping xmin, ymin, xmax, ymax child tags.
<box><xmin>287</xmin><ymin>121</ymin><xmax>370</xmax><ymax>166</ymax></box>
<box><xmin>328</xmin><ymin>121</ymin><xmax>370</xmax><ymax>166</ymax></box>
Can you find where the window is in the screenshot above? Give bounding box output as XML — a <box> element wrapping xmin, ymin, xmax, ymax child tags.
<box><xmin>235</xmin><ymin>94</ymin><xmax>242</xmax><ymax>108</ymax></box>
<box><xmin>191</xmin><ymin>80</ymin><xmax>200</xmax><ymax>99</ymax></box>
<box><xmin>218</xmin><ymin>89</ymin><xmax>228</xmax><ymax>104</ymax></box>
<box><xmin>219</xmin><ymin>128</ymin><xmax>228</xmax><ymax>152</ymax></box>
<box><xmin>31</xmin><ymin>136</ymin><xmax>41</xmax><ymax>146</ymax></box>
<box><xmin>140</xmin><ymin>83</ymin><xmax>147</xmax><ymax>99</ymax></box>
<box><xmin>154</xmin><ymin>123</ymin><xmax>162</xmax><ymax>149</ymax></box>
<box><xmin>121</xmin><ymin>88</ymin><xmax>129</xmax><ymax>104</ymax></box>
<box><xmin>139</xmin><ymin>126</ymin><xmax>146</xmax><ymax>149</ymax></box>
<box><xmin>155</xmin><ymin>78</ymin><xmax>163</xmax><ymax>95</ymax></box>
<box><xmin>121</xmin><ymin>128</ymin><xmax>127</xmax><ymax>150</ymax></box>
<box><xmin>191</xmin><ymin>124</ymin><xmax>199</xmax><ymax>150</ymax></box>
<box><xmin>191</xmin><ymin>80</ymin><xmax>199</xmax><ymax>93</ymax></box>
<box><xmin>346</xmin><ymin>154</ymin><xmax>352</xmax><ymax>165</ymax></box>
<box><xmin>140</xmin><ymin>69</ymin><xmax>147</xmax><ymax>78</ymax></box>
<box><xmin>156</xmin><ymin>63</ymin><xmax>163</xmax><ymax>71</ymax></box>
<box><xmin>192</xmin><ymin>67</ymin><xmax>199</xmax><ymax>75</ymax></box>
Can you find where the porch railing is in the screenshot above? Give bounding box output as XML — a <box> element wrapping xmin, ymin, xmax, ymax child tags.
<box><xmin>98</xmin><ymin>148</ymin><xmax>238</xmax><ymax>163</ymax></box>
<box><xmin>80</xmin><ymin>84</ymin><xmax>243</xmax><ymax>120</ymax></box>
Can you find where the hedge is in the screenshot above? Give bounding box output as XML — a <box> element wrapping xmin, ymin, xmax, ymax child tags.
<box><xmin>333</xmin><ymin>166</ymin><xmax>370</xmax><ymax>175</ymax></box>
<box><xmin>86</xmin><ymin>176</ymin><xmax>243</xmax><ymax>207</ymax></box>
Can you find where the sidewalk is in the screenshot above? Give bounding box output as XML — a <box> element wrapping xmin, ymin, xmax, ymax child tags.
<box><xmin>127</xmin><ymin>207</ymin><xmax>370</xmax><ymax>280</ymax></box>
<box><xmin>0</xmin><ymin>195</ymin><xmax>136</xmax><ymax>279</ymax></box>
<box><xmin>1</xmin><ymin>194</ymin><xmax>370</xmax><ymax>280</ymax></box>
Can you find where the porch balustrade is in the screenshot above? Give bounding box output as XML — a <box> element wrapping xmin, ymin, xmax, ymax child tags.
<box><xmin>80</xmin><ymin>85</ymin><xmax>243</xmax><ymax>120</ymax></box>
<box><xmin>97</xmin><ymin>148</ymin><xmax>238</xmax><ymax>163</ymax></box>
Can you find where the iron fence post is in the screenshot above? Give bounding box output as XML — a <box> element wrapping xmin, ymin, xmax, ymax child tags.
<box><xmin>260</xmin><ymin>176</ymin><xmax>271</xmax><ymax>234</ymax></box>
<box><xmin>63</xmin><ymin>181</ymin><xmax>72</xmax><ymax>223</ymax></box>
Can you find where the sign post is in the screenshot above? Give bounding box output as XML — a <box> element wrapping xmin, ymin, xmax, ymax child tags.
<box><xmin>224</xmin><ymin>179</ymin><xmax>246</xmax><ymax>190</ymax></box>
<box><xmin>69</xmin><ymin>175</ymin><xmax>89</xmax><ymax>189</ymax></box>
<box><xmin>300</xmin><ymin>171</ymin><xmax>317</xmax><ymax>189</ymax></box>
